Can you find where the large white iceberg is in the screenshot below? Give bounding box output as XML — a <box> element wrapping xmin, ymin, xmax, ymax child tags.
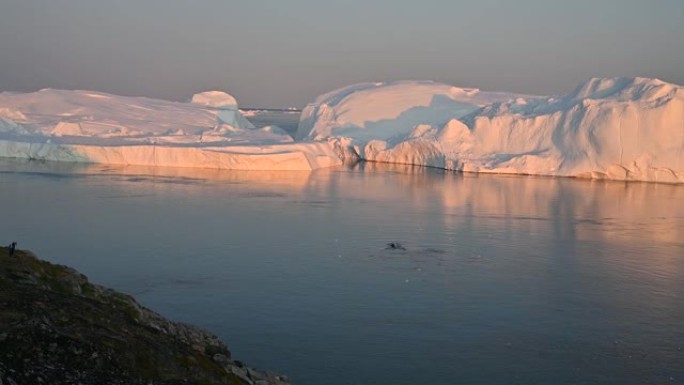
<box><xmin>298</xmin><ymin>78</ymin><xmax>684</xmax><ymax>183</ymax></box>
<box><xmin>1</xmin><ymin>79</ymin><xmax>682</xmax><ymax>182</ymax></box>
<box><xmin>297</xmin><ymin>81</ymin><xmax>525</xmax><ymax>142</ymax></box>
<box><xmin>0</xmin><ymin>89</ymin><xmax>341</xmax><ymax>171</ymax></box>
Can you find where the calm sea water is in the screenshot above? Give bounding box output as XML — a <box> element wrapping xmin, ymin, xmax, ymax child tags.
<box><xmin>1</xmin><ymin>158</ymin><xmax>683</xmax><ymax>385</ymax></box>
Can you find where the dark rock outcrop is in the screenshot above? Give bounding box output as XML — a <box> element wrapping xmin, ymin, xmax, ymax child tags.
<box><xmin>0</xmin><ymin>248</ymin><xmax>289</xmax><ymax>385</ymax></box>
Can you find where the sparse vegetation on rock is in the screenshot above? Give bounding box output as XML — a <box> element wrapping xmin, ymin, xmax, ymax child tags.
<box><xmin>0</xmin><ymin>248</ymin><xmax>288</xmax><ymax>385</ymax></box>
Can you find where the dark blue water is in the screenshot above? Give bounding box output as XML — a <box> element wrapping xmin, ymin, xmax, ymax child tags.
<box><xmin>1</xmin><ymin>159</ymin><xmax>683</xmax><ymax>385</ymax></box>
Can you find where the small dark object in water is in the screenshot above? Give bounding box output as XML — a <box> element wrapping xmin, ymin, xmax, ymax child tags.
<box><xmin>386</xmin><ymin>242</ymin><xmax>406</xmax><ymax>250</ymax></box>
<box><xmin>424</xmin><ymin>247</ymin><xmax>445</xmax><ymax>254</ymax></box>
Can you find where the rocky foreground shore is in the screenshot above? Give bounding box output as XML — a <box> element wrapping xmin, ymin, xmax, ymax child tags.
<box><xmin>0</xmin><ymin>248</ymin><xmax>289</xmax><ymax>385</ymax></box>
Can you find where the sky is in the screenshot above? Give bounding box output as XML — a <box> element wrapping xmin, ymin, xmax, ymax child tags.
<box><xmin>0</xmin><ymin>0</ymin><xmax>682</xmax><ymax>108</ymax></box>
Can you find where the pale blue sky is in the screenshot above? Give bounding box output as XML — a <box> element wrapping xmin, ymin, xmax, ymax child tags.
<box><xmin>1</xmin><ymin>0</ymin><xmax>682</xmax><ymax>107</ymax></box>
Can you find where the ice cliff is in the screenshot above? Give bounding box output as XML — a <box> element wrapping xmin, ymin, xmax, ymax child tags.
<box><xmin>297</xmin><ymin>78</ymin><xmax>684</xmax><ymax>183</ymax></box>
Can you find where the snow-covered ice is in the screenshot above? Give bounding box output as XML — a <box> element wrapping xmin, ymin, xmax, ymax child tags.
<box><xmin>0</xmin><ymin>89</ymin><xmax>340</xmax><ymax>170</ymax></box>
<box><xmin>0</xmin><ymin>78</ymin><xmax>682</xmax><ymax>182</ymax></box>
<box><xmin>297</xmin><ymin>78</ymin><xmax>684</xmax><ymax>183</ymax></box>
<box><xmin>296</xmin><ymin>81</ymin><xmax>525</xmax><ymax>142</ymax></box>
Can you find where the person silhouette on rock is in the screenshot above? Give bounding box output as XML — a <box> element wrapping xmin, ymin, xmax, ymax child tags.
<box><xmin>8</xmin><ymin>241</ymin><xmax>17</xmax><ymax>256</ymax></box>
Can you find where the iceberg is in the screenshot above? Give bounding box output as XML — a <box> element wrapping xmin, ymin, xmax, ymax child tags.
<box><xmin>298</xmin><ymin>78</ymin><xmax>684</xmax><ymax>183</ymax></box>
<box><xmin>296</xmin><ymin>81</ymin><xmax>525</xmax><ymax>142</ymax></box>
<box><xmin>1</xmin><ymin>78</ymin><xmax>681</xmax><ymax>182</ymax></box>
<box><xmin>0</xmin><ymin>89</ymin><xmax>341</xmax><ymax>171</ymax></box>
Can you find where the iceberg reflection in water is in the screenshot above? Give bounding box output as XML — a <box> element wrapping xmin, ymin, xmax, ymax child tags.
<box><xmin>0</xmin><ymin>159</ymin><xmax>682</xmax><ymax>385</ymax></box>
